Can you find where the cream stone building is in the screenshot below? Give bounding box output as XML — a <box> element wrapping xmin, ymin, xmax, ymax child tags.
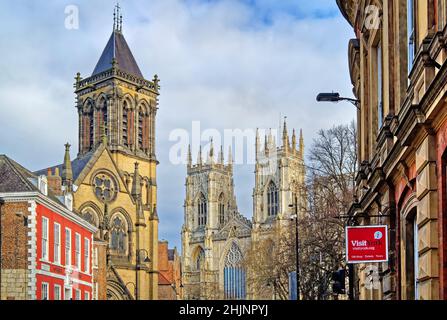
<box><xmin>337</xmin><ymin>0</ymin><xmax>447</xmax><ymax>300</ymax></box>
<box><xmin>181</xmin><ymin>123</ymin><xmax>305</xmax><ymax>300</ymax></box>
<box><xmin>37</xmin><ymin>13</ymin><xmax>159</xmax><ymax>300</ymax></box>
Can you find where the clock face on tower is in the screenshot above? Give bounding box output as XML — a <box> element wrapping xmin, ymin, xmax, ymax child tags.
<box><xmin>93</xmin><ymin>172</ymin><xmax>118</xmax><ymax>203</ymax></box>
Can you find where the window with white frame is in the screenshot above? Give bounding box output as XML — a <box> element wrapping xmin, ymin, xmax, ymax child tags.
<box><xmin>54</xmin><ymin>285</ymin><xmax>61</xmax><ymax>300</ymax></box>
<box><xmin>54</xmin><ymin>223</ymin><xmax>61</xmax><ymax>264</ymax></box>
<box><xmin>75</xmin><ymin>289</ymin><xmax>81</xmax><ymax>300</ymax></box>
<box><xmin>41</xmin><ymin>282</ymin><xmax>49</xmax><ymax>300</ymax></box>
<box><xmin>75</xmin><ymin>233</ymin><xmax>81</xmax><ymax>269</ymax></box>
<box><xmin>84</xmin><ymin>291</ymin><xmax>90</xmax><ymax>300</ymax></box>
<box><xmin>65</xmin><ymin>228</ymin><xmax>71</xmax><ymax>266</ymax></box>
<box><xmin>84</xmin><ymin>238</ymin><xmax>90</xmax><ymax>273</ymax></box>
<box><xmin>42</xmin><ymin>217</ymin><xmax>49</xmax><ymax>260</ymax></box>
<box><xmin>93</xmin><ymin>247</ymin><xmax>98</xmax><ymax>268</ymax></box>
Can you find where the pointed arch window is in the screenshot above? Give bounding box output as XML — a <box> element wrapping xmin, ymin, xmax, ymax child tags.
<box><xmin>87</xmin><ymin>105</ymin><xmax>94</xmax><ymax>151</ymax></box>
<box><xmin>138</xmin><ymin>110</ymin><xmax>144</xmax><ymax>150</ymax></box>
<box><xmin>267</xmin><ymin>181</ymin><xmax>279</xmax><ymax>216</ymax></box>
<box><xmin>198</xmin><ymin>194</ymin><xmax>207</xmax><ymax>227</ymax></box>
<box><xmin>110</xmin><ymin>215</ymin><xmax>128</xmax><ymax>255</ymax></box>
<box><xmin>122</xmin><ymin>102</ymin><xmax>129</xmax><ymax>147</ymax></box>
<box><xmin>102</xmin><ymin>99</ymin><xmax>108</xmax><ymax>137</ymax></box>
<box><xmin>218</xmin><ymin>193</ymin><xmax>225</xmax><ymax>225</ymax></box>
<box><xmin>224</xmin><ymin>242</ymin><xmax>246</xmax><ymax>299</ymax></box>
<box><xmin>196</xmin><ymin>247</ymin><xmax>205</xmax><ymax>271</ymax></box>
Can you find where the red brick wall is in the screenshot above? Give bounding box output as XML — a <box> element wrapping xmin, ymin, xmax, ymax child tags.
<box><xmin>0</xmin><ymin>201</ymin><xmax>30</xmax><ymax>300</ymax></box>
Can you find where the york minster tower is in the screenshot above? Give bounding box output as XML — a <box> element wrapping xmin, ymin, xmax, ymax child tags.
<box><xmin>182</xmin><ymin>120</ymin><xmax>306</xmax><ymax>300</ymax></box>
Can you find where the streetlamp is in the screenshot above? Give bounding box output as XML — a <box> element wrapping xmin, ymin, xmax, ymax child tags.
<box><xmin>135</xmin><ymin>249</ymin><xmax>151</xmax><ymax>300</ymax></box>
<box><xmin>288</xmin><ymin>195</ymin><xmax>300</xmax><ymax>301</ymax></box>
<box><xmin>316</xmin><ymin>92</ymin><xmax>360</xmax><ymax>110</ymax></box>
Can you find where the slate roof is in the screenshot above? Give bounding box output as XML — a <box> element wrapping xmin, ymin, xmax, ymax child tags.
<box><xmin>0</xmin><ymin>155</ymin><xmax>37</xmax><ymax>192</ymax></box>
<box><xmin>34</xmin><ymin>151</ymin><xmax>94</xmax><ymax>183</ymax></box>
<box><xmin>92</xmin><ymin>30</ymin><xmax>143</xmax><ymax>78</ymax></box>
<box><xmin>0</xmin><ymin>155</ymin><xmax>63</xmax><ymax>204</ymax></box>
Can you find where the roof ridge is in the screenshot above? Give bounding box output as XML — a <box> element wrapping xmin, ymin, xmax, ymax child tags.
<box><xmin>2</xmin><ymin>155</ymin><xmax>37</xmax><ymax>192</ymax></box>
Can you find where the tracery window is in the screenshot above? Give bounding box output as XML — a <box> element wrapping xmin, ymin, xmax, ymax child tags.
<box><xmin>93</xmin><ymin>173</ymin><xmax>117</xmax><ymax>203</ymax></box>
<box><xmin>198</xmin><ymin>194</ymin><xmax>207</xmax><ymax>227</ymax></box>
<box><xmin>224</xmin><ymin>242</ymin><xmax>246</xmax><ymax>299</ymax></box>
<box><xmin>82</xmin><ymin>208</ymin><xmax>99</xmax><ymax>227</ymax></box>
<box><xmin>218</xmin><ymin>193</ymin><xmax>225</xmax><ymax>225</ymax></box>
<box><xmin>267</xmin><ymin>181</ymin><xmax>278</xmax><ymax>216</ymax></box>
<box><xmin>110</xmin><ymin>216</ymin><xmax>127</xmax><ymax>255</ymax></box>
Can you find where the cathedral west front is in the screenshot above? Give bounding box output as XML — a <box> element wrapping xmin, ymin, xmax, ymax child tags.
<box><xmin>181</xmin><ymin>122</ymin><xmax>306</xmax><ymax>300</ymax></box>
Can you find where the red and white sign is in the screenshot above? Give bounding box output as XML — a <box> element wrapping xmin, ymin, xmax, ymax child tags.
<box><xmin>346</xmin><ymin>225</ymin><xmax>388</xmax><ymax>263</ymax></box>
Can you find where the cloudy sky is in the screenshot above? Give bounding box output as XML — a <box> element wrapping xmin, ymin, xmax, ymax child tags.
<box><xmin>0</xmin><ymin>0</ymin><xmax>355</xmax><ymax>249</ymax></box>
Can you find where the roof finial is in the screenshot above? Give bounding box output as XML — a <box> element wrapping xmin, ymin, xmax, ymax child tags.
<box><xmin>114</xmin><ymin>2</ymin><xmax>121</xmax><ymax>32</ymax></box>
<box><xmin>113</xmin><ymin>6</ymin><xmax>116</xmax><ymax>30</ymax></box>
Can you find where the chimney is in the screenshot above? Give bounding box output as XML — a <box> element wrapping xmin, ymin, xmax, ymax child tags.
<box><xmin>47</xmin><ymin>167</ymin><xmax>63</xmax><ymax>196</ymax></box>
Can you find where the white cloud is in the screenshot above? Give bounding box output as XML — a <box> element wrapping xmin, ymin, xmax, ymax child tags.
<box><xmin>0</xmin><ymin>0</ymin><xmax>355</xmax><ymax>249</ymax></box>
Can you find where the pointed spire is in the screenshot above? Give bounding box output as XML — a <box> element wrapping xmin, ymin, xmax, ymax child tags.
<box><xmin>209</xmin><ymin>138</ymin><xmax>214</xmax><ymax>158</ymax></box>
<box><xmin>292</xmin><ymin>129</ymin><xmax>297</xmax><ymax>153</ymax></box>
<box><xmin>114</xmin><ymin>2</ymin><xmax>122</xmax><ymax>32</ymax></box>
<box><xmin>187</xmin><ymin>144</ymin><xmax>192</xmax><ymax>168</ymax></box>
<box><xmin>197</xmin><ymin>146</ymin><xmax>203</xmax><ymax>165</ymax></box>
<box><xmin>228</xmin><ymin>146</ymin><xmax>233</xmax><ymax>167</ymax></box>
<box><xmin>255</xmin><ymin>128</ymin><xmax>260</xmax><ymax>160</ymax></box>
<box><xmin>218</xmin><ymin>145</ymin><xmax>224</xmax><ymax>165</ymax></box>
<box><xmin>299</xmin><ymin>129</ymin><xmax>304</xmax><ymax>156</ymax></box>
<box><xmin>282</xmin><ymin>117</ymin><xmax>289</xmax><ymax>151</ymax></box>
<box><xmin>264</xmin><ymin>133</ymin><xmax>269</xmax><ymax>155</ymax></box>
<box><xmin>131</xmin><ymin>162</ymin><xmax>141</xmax><ymax>200</ymax></box>
<box><xmin>268</xmin><ymin>128</ymin><xmax>274</xmax><ymax>150</ymax></box>
<box><xmin>62</xmin><ymin>143</ymin><xmax>73</xmax><ymax>192</ymax></box>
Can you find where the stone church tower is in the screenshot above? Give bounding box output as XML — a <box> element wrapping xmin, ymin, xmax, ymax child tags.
<box><xmin>252</xmin><ymin>121</ymin><xmax>306</xmax><ymax>242</ymax></box>
<box><xmin>182</xmin><ymin>120</ymin><xmax>306</xmax><ymax>300</ymax></box>
<box><xmin>182</xmin><ymin>140</ymin><xmax>252</xmax><ymax>300</ymax></box>
<box><xmin>37</xmin><ymin>7</ymin><xmax>159</xmax><ymax>300</ymax></box>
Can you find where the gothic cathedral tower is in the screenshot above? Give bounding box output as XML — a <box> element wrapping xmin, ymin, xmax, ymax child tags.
<box><xmin>252</xmin><ymin>120</ymin><xmax>306</xmax><ymax>241</ymax></box>
<box><xmin>39</xmin><ymin>7</ymin><xmax>160</xmax><ymax>300</ymax></box>
<box><xmin>182</xmin><ymin>141</ymin><xmax>252</xmax><ymax>300</ymax></box>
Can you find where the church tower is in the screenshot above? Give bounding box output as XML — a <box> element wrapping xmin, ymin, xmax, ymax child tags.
<box><xmin>252</xmin><ymin>119</ymin><xmax>306</xmax><ymax>241</ymax></box>
<box><xmin>182</xmin><ymin>140</ymin><xmax>252</xmax><ymax>300</ymax></box>
<box><xmin>38</xmin><ymin>5</ymin><xmax>159</xmax><ymax>300</ymax></box>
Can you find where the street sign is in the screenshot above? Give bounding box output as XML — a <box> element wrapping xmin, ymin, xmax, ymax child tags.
<box><xmin>345</xmin><ymin>225</ymin><xmax>388</xmax><ymax>263</ymax></box>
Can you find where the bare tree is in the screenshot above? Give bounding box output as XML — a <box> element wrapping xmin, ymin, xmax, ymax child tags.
<box><xmin>298</xmin><ymin>121</ymin><xmax>357</xmax><ymax>300</ymax></box>
<box><xmin>244</xmin><ymin>226</ymin><xmax>295</xmax><ymax>300</ymax></box>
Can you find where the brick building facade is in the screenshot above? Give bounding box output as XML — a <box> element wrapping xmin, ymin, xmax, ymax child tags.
<box><xmin>158</xmin><ymin>241</ymin><xmax>182</xmax><ymax>300</ymax></box>
<box><xmin>0</xmin><ymin>155</ymin><xmax>98</xmax><ymax>300</ymax></box>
